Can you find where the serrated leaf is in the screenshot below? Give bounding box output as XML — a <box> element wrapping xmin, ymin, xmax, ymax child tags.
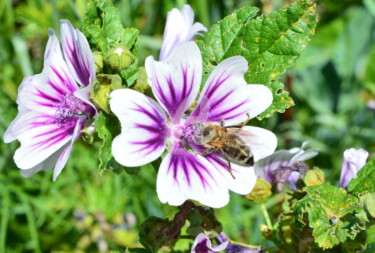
<box><xmin>198</xmin><ymin>0</ymin><xmax>317</xmax><ymax>119</ymax></box>
<box><xmin>294</xmin><ymin>185</ymin><xmax>365</xmax><ymax>249</ymax></box>
<box><xmin>93</xmin><ymin>111</ymin><xmax>121</xmax><ymax>173</ymax></box>
<box><xmin>82</xmin><ymin>0</ymin><xmax>139</xmax><ymax>54</ymax></box>
<box><xmin>348</xmin><ymin>157</ymin><xmax>375</xmax><ymax>195</ymax></box>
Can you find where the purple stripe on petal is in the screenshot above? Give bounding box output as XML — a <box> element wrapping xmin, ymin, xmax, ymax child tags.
<box><xmin>132</xmin><ymin>103</ymin><xmax>165</xmax><ymax>123</ymax></box>
<box><xmin>50</xmin><ymin>66</ymin><xmax>77</xmax><ymax>94</ymax></box>
<box><xmin>65</xmin><ymin>39</ymin><xmax>90</xmax><ymax>86</ymax></box>
<box><xmin>168</xmin><ymin>146</ymin><xmax>216</xmax><ymax>190</ymax></box>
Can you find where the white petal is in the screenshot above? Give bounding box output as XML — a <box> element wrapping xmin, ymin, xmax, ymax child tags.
<box><xmin>74</xmin><ymin>84</ymin><xmax>98</xmax><ymax>117</ymax></box>
<box><xmin>19</xmin><ymin>32</ymin><xmax>78</xmax><ymax>115</ymax></box>
<box><xmin>61</xmin><ymin>20</ymin><xmax>95</xmax><ymax>87</ymax></box>
<box><xmin>52</xmin><ymin>117</ymin><xmax>84</xmax><ymax>181</ymax></box>
<box><xmin>110</xmin><ymin>89</ymin><xmax>168</xmax><ymax>167</ymax></box>
<box><xmin>206</xmin><ymin>155</ymin><xmax>257</xmax><ymax>195</ymax></box>
<box><xmin>146</xmin><ymin>42</ymin><xmax>202</xmax><ymax>120</ymax></box>
<box><xmin>159</xmin><ymin>5</ymin><xmax>207</xmax><ymax>60</ymax></box>
<box><xmin>156</xmin><ymin>146</ymin><xmax>230</xmax><ymax>208</ymax></box>
<box><xmin>191</xmin><ymin>56</ymin><xmax>272</xmax><ymax>125</ymax></box>
<box><xmin>12</xmin><ymin>110</ymin><xmax>76</xmax><ymax>169</ymax></box>
<box><xmin>240</xmin><ymin>126</ymin><xmax>277</xmax><ymax>162</ymax></box>
<box><xmin>19</xmin><ymin>143</ymin><xmax>69</xmax><ymax>178</ymax></box>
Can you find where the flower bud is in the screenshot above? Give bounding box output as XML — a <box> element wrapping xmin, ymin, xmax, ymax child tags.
<box><xmin>90</xmin><ymin>74</ymin><xmax>122</xmax><ymax>114</ymax></box>
<box><xmin>303</xmin><ymin>167</ymin><xmax>324</xmax><ymax>187</ymax></box>
<box><xmin>246</xmin><ymin>178</ymin><xmax>272</xmax><ymax>203</ymax></box>
<box><xmin>81</xmin><ymin>123</ymin><xmax>97</xmax><ymax>144</ymax></box>
<box><xmin>93</xmin><ymin>52</ymin><xmax>103</xmax><ymax>73</ymax></box>
<box><xmin>339</xmin><ymin>148</ymin><xmax>368</xmax><ymax>189</ymax></box>
<box><xmin>104</xmin><ymin>46</ymin><xmax>136</xmax><ymax>72</ymax></box>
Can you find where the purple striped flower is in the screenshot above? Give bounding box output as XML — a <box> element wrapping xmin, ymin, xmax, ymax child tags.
<box><xmin>191</xmin><ymin>233</ymin><xmax>264</xmax><ymax>253</ymax></box>
<box><xmin>159</xmin><ymin>4</ymin><xmax>207</xmax><ymax>60</ymax></box>
<box><xmin>110</xmin><ymin>42</ymin><xmax>276</xmax><ymax>208</ymax></box>
<box><xmin>4</xmin><ymin>20</ymin><xmax>96</xmax><ymax>181</ymax></box>
<box><xmin>254</xmin><ymin>142</ymin><xmax>318</xmax><ymax>191</ymax></box>
<box><xmin>339</xmin><ymin>148</ymin><xmax>368</xmax><ymax>189</ymax></box>
<box><xmin>191</xmin><ymin>233</ymin><xmax>228</xmax><ymax>253</ymax></box>
<box><xmin>217</xmin><ymin>233</ymin><xmax>264</xmax><ymax>253</ymax></box>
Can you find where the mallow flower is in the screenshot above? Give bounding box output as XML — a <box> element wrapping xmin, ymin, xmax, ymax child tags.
<box><xmin>255</xmin><ymin>142</ymin><xmax>318</xmax><ymax>191</ymax></box>
<box><xmin>110</xmin><ymin>42</ymin><xmax>276</xmax><ymax>208</ymax></box>
<box><xmin>159</xmin><ymin>4</ymin><xmax>207</xmax><ymax>60</ymax></box>
<box><xmin>4</xmin><ymin>20</ymin><xmax>96</xmax><ymax>180</ymax></box>
<box><xmin>339</xmin><ymin>148</ymin><xmax>369</xmax><ymax>189</ymax></box>
<box><xmin>216</xmin><ymin>233</ymin><xmax>264</xmax><ymax>253</ymax></box>
<box><xmin>191</xmin><ymin>233</ymin><xmax>264</xmax><ymax>253</ymax></box>
<box><xmin>191</xmin><ymin>233</ymin><xmax>228</xmax><ymax>253</ymax></box>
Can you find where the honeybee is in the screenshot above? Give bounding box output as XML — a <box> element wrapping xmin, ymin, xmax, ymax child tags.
<box><xmin>193</xmin><ymin>114</ymin><xmax>253</xmax><ymax>179</ymax></box>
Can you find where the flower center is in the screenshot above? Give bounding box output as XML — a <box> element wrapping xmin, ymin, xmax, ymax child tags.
<box><xmin>54</xmin><ymin>94</ymin><xmax>90</xmax><ymax>127</ymax></box>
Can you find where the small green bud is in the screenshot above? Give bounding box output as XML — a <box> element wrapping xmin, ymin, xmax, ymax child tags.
<box><xmin>246</xmin><ymin>178</ymin><xmax>272</xmax><ymax>203</ymax></box>
<box><xmin>361</xmin><ymin>192</ymin><xmax>375</xmax><ymax>218</ymax></box>
<box><xmin>104</xmin><ymin>46</ymin><xmax>136</xmax><ymax>72</ymax></box>
<box><xmin>90</xmin><ymin>74</ymin><xmax>122</xmax><ymax>114</ymax></box>
<box><xmin>132</xmin><ymin>67</ymin><xmax>150</xmax><ymax>93</ymax></box>
<box><xmin>81</xmin><ymin>123</ymin><xmax>97</xmax><ymax>144</ymax></box>
<box><xmin>303</xmin><ymin>167</ymin><xmax>324</xmax><ymax>187</ymax></box>
<box><xmin>93</xmin><ymin>52</ymin><xmax>103</xmax><ymax>73</ymax></box>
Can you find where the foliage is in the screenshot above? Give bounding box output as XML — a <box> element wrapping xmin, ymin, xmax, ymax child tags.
<box><xmin>348</xmin><ymin>157</ymin><xmax>375</xmax><ymax>195</ymax></box>
<box><xmin>294</xmin><ymin>185</ymin><xmax>365</xmax><ymax>249</ymax></box>
<box><xmin>198</xmin><ymin>0</ymin><xmax>318</xmax><ymax>119</ymax></box>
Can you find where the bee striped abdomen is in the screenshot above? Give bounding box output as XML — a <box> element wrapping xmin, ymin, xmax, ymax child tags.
<box><xmin>221</xmin><ymin>135</ymin><xmax>254</xmax><ymax>166</ymax></box>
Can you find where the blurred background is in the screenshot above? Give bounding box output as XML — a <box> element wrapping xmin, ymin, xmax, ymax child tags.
<box><xmin>1</xmin><ymin>0</ymin><xmax>375</xmax><ymax>252</ymax></box>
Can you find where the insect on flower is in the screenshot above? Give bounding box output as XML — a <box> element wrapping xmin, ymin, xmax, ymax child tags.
<box><xmin>110</xmin><ymin>42</ymin><xmax>277</xmax><ymax>208</ymax></box>
<box><xmin>193</xmin><ymin>114</ymin><xmax>255</xmax><ymax>178</ymax></box>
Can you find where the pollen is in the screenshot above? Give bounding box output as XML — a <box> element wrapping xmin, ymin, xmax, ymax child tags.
<box><xmin>54</xmin><ymin>94</ymin><xmax>88</xmax><ymax>127</ymax></box>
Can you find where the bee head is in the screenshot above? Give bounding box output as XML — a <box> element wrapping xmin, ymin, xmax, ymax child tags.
<box><xmin>193</xmin><ymin>122</ymin><xmax>217</xmax><ymax>145</ymax></box>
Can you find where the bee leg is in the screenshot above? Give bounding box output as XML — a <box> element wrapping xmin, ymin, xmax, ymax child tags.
<box><xmin>196</xmin><ymin>147</ymin><xmax>216</xmax><ymax>156</ymax></box>
<box><xmin>225</xmin><ymin>158</ymin><xmax>236</xmax><ymax>179</ymax></box>
<box><xmin>224</xmin><ymin>113</ymin><xmax>251</xmax><ymax>130</ymax></box>
<box><xmin>240</xmin><ymin>113</ymin><xmax>251</xmax><ymax>129</ymax></box>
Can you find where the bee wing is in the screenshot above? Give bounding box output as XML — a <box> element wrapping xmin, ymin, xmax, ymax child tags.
<box><xmin>234</xmin><ymin>126</ymin><xmax>277</xmax><ymax>162</ymax></box>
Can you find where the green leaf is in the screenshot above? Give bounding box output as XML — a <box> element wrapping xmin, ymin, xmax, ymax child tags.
<box><xmin>198</xmin><ymin>0</ymin><xmax>317</xmax><ymax>119</ymax></box>
<box><xmin>82</xmin><ymin>0</ymin><xmax>139</xmax><ymax>54</ymax></box>
<box><xmin>93</xmin><ymin>111</ymin><xmax>121</xmax><ymax>173</ymax></box>
<box><xmin>348</xmin><ymin>157</ymin><xmax>375</xmax><ymax>195</ymax></box>
<box><xmin>294</xmin><ymin>184</ymin><xmax>365</xmax><ymax>249</ymax></box>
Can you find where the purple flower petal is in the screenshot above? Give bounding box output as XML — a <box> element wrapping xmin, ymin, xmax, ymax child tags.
<box><xmin>191</xmin><ymin>57</ymin><xmax>272</xmax><ymax>126</ymax></box>
<box><xmin>110</xmin><ymin>89</ymin><xmax>169</xmax><ymax>167</ymax></box>
<box><xmin>339</xmin><ymin>148</ymin><xmax>368</xmax><ymax>189</ymax></box>
<box><xmin>12</xmin><ymin>110</ymin><xmax>75</xmax><ymax>170</ymax></box>
<box><xmin>217</xmin><ymin>233</ymin><xmax>264</xmax><ymax>253</ymax></box>
<box><xmin>191</xmin><ymin>233</ymin><xmax>229</xmax><ymax>253</ymax></box>
<box><xmin>4</xmin><ymin>22</ymin><xmax>96</xmax><ymax>180</ymax></box>
<box><xmin>157</xmin><ymin>143</ymin><xmax>229</xmax><ymax>208</ymax></box>
<box><xmin>287</xmin><ymin>171</ymin><xmax>300</xmax><ymax>191</ymax></box>
<box><xmin>254</xmin><ymin>142</ymin><xmax>318</xmax><ymax>188</ymax></box>
<box><xmin>20</xmin><ymin>33</ymin><xmax>79</xmax><ymax>114</ymax></box>
<box><xmin>159</xmin><ymin>5</ymin><xmax>207</xmax><ymax>61</ymax></box>
<box><xmin>146</xmin><ymin>42</ymin><xmax>202</xmax><ymax>121</ymax></box>
<box><xmin>53</xmin><ymin>117</ymin><xmax>85</xmax><ymax>181</ymax></box>
<box><xmin>61</xmin><ymin>20</ymin><xmax>95</xmax><ymax>87</ymax></box>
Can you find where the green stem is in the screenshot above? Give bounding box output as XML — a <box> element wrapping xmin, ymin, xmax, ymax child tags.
<box><xmin>260</xmin><ymin>203</ymin><xmax>273</xmax><ymax>230</ymax></box>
